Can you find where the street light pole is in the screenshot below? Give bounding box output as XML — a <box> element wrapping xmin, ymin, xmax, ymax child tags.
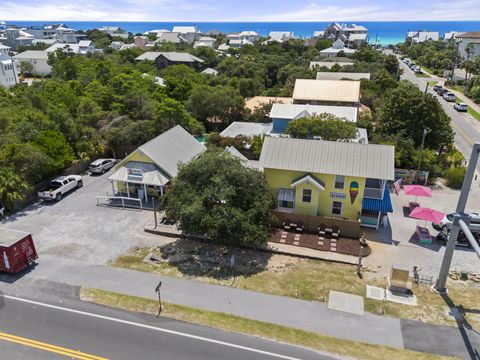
<box><xmin>416</xmin><ymin>129</ymin><xmax>427</xmax><ymax>184</ymax></box>
<box><xmin>435</xmin><ymin>143</ymin><xmax>480</xmax><ymax>293</ymax></box>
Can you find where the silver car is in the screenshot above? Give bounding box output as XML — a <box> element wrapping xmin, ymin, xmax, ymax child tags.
<box><xmin>89</xmin><ymin>159</ymin><xmax>116</xmax><ymax>174</ymax></box>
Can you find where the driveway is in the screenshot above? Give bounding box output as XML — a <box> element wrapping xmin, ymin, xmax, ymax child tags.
<box><xmin>364</xmin><ymin>179</ymin><xmax>480</xmax><ymax>279</ymax></box>
<box><xmin>0</xmin><ymin>171</ymin><xmax>163</xmax><ymax>265</ymax></box>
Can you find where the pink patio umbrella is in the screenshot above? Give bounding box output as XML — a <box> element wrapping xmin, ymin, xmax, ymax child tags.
<box><xmin>403</xmin><ymin>185</ymin><xmax>432</xmax><ymax>204</ymax></box>
<box><xmin>409</xmin><ymin>207</ymin><xmax>445</xmax><ymax>226</ymax></box>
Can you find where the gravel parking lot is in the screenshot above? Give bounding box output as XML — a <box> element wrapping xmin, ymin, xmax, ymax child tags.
<box><xmin>364</xmin><ymin>178</ymin><xmax>480</xmax><ymax>280</ymax></box>
<box><xmin>0</xmin><ymin>170</ymin><xmax>163</xmax><ymax>264</ymax></box>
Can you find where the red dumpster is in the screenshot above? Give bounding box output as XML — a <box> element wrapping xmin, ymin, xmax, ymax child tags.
<box><xmin>0</xmin><ymin>228</ymin><xmax>38</xmax><ymax>274</ymax></box>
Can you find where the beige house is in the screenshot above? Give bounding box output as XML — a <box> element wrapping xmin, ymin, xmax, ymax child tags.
<box><xmin>292</xmin><ymin>79</ymin><xmax>360</xmax><ymax>107</ymax></box>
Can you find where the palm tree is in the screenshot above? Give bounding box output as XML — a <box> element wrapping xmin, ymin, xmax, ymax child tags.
<box><xmin>0</xmin><ymin>167</ymin><xmax>30</xmax><ymax>212</ymax></box>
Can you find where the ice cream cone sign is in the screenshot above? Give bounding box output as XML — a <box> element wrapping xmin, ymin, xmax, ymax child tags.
<box><xmin>350</xmin><ymin>181</ymin><xmax>359</xmax><ymax>204</ymax></box>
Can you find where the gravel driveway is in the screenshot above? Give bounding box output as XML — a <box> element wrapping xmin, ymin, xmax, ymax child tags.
<box><xmin>0</xmin><ymin>171</ymin><xmax>162</xmax><ymax>264</ymax></box>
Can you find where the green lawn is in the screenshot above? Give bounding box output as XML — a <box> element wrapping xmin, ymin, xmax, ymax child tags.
<box><xmin>111</xmin><ymin>247</ymin><xmax>480</xmax><ymax>329</ymax></box>
<box><xmin>81</xmin><ymin>288</ymin><xmax>457</xmax><ymax>360</ymax></box>
<box><xmin>415</xmin><ymin>72</ymin><xmax>431</xmax><ymax>78</ymax></box>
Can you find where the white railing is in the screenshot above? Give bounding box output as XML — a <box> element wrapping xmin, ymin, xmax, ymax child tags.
<box><xmin>96</xmin><ymin>196</ymin><xmax>142</xmax><ymax>211</ymax></box>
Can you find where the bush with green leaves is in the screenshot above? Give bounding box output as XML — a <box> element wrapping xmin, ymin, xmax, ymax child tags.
<box><xmin>445</xmin><ymin>167</ymin><xmax>466</xmax><ymax>190</ymax></box>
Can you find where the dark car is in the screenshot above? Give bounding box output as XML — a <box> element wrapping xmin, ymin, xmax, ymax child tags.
<box><xmin>432</xmin><ymin>85</ymin><xmax>443</xmax><ymax>92</ymax></box>
<box><xmin>437</xmin><ymin>88</ymin><xmax>449</xmax><ymax>96</ymax></box>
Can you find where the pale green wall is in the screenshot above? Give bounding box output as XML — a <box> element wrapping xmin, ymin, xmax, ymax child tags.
<box><xmin>116</xmin><ymin>150</ymin><xmax>154</xmax><ymax>169</ymax></box>
<box><xmin>264</xmin><ymin>168</ymin><xmax>366</xmax><ymax>221</ymax></box>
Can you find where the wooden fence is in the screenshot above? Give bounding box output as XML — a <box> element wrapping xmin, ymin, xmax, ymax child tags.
<box><xmin>273</xmin><ymin>211</ymin><xmax>361</xmax><ymax>239</ymax></box>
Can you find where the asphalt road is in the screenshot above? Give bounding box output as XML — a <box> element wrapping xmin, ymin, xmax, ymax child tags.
<box><xmin>399</xmin><ymin>60</ymin><xmax>480</xmax><ymax>163</ymax></box>
<box><xmin>0</xmin><ymin>292</ymin><xmax>333</xmax><ymax>360</ymax></box>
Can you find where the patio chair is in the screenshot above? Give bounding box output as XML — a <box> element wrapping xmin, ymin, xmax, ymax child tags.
<box><xmin>295</xmin><ymin>221</ymin><xmax>305</xmax><ymax>233</ymax></box>
<box><xmin>283</xmin><ymin>220</ymin><xmax>292</xmax><ymax>231</ymax></box>
<box><xmin>332</xmin><ymin>225</ymin><xmax>340</xmax><ymax>238</ymax></box>
<box><xmin>318</xmin><ymin>223</ymin><xmax>326</xmax><ymax>236</ymax></box>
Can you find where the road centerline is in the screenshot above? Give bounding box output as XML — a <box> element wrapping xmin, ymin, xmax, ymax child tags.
<box><xmin>3</xmin><ymin>294</ymin><xmax>305</xmax><ymax>360</ymax></box>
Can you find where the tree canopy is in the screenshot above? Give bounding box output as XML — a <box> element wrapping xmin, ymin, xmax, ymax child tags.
<box><xmin>161</xmin><ymin>151</ymin><xmax>275</xmax><ymax>247</ymax></box>
<box><xmin>285</xmin><ymin>114</ymin><xmax>358</xmax><ymax>141</ymax></box>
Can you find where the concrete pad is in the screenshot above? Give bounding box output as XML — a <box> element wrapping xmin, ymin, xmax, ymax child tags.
<box><xmin>386</xmin><ymin>290</ymin><xmax>417</xmax><ymax>306</ymax></box>
<box><xmin>366</xmin><ymin>285</ymin><xmax>385</xmax><ymax>301</ymax></box>
<box><xmin>328</xmin><ymin>291</ymin><xmax>364</xmax><ymax>315</ymax></box>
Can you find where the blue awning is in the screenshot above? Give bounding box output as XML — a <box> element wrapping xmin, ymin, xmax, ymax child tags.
<box><xmin>362</xmin><ymin>186</ymin><xmax>393</xmax><ymax>213</ymax></box>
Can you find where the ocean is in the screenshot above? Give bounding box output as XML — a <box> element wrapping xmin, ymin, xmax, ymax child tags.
<box><xmin>5</xmin><ymin>21</ymin><xmax>480</xmax><ymax>46</ymax></box>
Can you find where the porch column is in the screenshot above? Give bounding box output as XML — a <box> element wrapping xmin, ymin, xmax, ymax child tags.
<box><xmin>144</xmin><ymin>184</ymin><xmax>148</xmax><ymax>202</ymax></box>
<box><xmin>111</xmin><ymin>181</ymin><xmax>115</xmax><ymax>196</ymax></box>
<box><xmin>160</xmin><ymin>186</ymin><xmax>164</xmax><ymax>196</ymax></box>
<box><xmin>126</xmin><ymin>182</ymin><xmax>130</xmax><ymax>198</ymax></box>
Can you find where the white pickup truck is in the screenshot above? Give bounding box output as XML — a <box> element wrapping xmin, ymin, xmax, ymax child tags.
<box><xmin>37</xmin><ymin>175</ymin><xmax>83</xmax><ymax>201</ymax></box>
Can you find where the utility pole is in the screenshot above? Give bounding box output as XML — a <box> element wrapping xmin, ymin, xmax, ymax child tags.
<box><xmin>434</xmin><ymin>143</ymin><xmax>480</xmax><ymax>293</ymax></box>
<box><xmin>416</xmin><ymin>129</ymin><xmax>427</xmax><ymax>184</ymax></box>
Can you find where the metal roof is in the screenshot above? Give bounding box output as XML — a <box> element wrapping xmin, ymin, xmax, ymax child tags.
<box><xmin>13</xmin><ymin>50</ymin><xmax>49</xmax><ymax>60</ymax></box>
<box><xmin>0</xmin><ymin>228</ymin><xmax>30</xmax><ymax>247</ymax></box>
<box><xmin>225</xmin><ymin>146</ymin><xmax>248</xmax><ymax>161</ymax></box>
<box><xmin>259</xmin><ymin>137</ymin><xmax>394</xmax><ymax>180</ymax></box>
<box><xmin>270</xmin><ymin>104</ymin><xmax>358</xmax><ymax>122</ymax></box>
<box><xmin>362</xmin><ymin>186</ymin><xmax>393</xmax><ymax>213</ymax></box>
<box><xmin>316</xmin><ymin>72</ymin><xmax>370</xmax><ymax>81</ymax></box>
<box><xmin>293</xmin><ymin>79</ymin><xmax>360</xmax><ymax>103</ymax></box>
<box><xmin>109</xmin><ymin>167</ymin><xmax>169</xmax><ymax>187</ymax></box>
<box><xmin>135</xmin><ymin>51</ymin><xmax>203</xmax><ymax>63</ymax></box>
<box><xmin>220</xmin><ymin>122</ymin><xmax>272</xmax><ymax>138</ymax></box>
<box><xmin>136</xmin><ymin>125</ymin><xmax>205</xmax><ymax>178</ymax></box>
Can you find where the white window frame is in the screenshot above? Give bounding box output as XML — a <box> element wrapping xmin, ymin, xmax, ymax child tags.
<box><xmin>302</xmin><ymin>188</ymin><xmax>312</xmax><ymax>203</ymax></box>
<box><xmin>331</xmin><ymin>200</ymin><xmax>343</xmax><ymax>216</ymax></box>
<box><xmin>334</xmin><ymin>175</ymin><xmax>345</xmax><ymax>189</ymax></box>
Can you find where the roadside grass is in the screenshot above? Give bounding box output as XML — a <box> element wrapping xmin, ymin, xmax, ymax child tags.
<box><xmin>428</xmin><ymin>81</ymin><xmax>438</xmax><ymax>87</ymax></box>
<box><xmin>80</xmin><ymin>288</ymin><xmax>457</xmax><ymax>360</ymax></box>
<box><xmin>111</xmin><ymin>247</ymin><xmax>480</xmax><ymax>329</ymax></box>
<box><xmin>415</xmin><ymin>72</ymin><xmax>431</xmax><ymax>78</ymax></box>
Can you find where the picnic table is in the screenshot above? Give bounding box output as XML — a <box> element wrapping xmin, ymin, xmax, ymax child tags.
<box><xmin>415</xmin><ymin>225</ymin><xmax>432</xmax><ymax>245</ymax></box>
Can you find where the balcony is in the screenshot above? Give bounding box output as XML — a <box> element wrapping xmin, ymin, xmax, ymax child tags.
<box><xmin>363</xmin><ymin>178</ymin><xmax>385</xmax><ymax>200</ymax></box>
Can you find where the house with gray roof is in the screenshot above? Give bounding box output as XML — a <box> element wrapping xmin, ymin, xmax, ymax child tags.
<box><xmin>316</xmin><ymin>72</ymin><xmax>370</xmax><ymax>81</ymax></box>
<box><xmin>13</xmin><ymin>50</ymin><xmax>51</xmax><ymax>75</ymax></box>
<box><xmin>259</xmin><ymin>136</ymin><xmax>394</xmax><ymax>229</ymax></box>
<box><xmin>109</xmin><ymin>125</ymin><xmax>205</xmax><ymax>201</ymax></box>
<box><xmin>135</xmin><ymin>51</ymin><xmax>204</xmax><ymax>70</ymax></box>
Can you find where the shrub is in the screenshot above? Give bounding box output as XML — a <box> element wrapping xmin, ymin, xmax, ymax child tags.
<box><xmin>445</xmin><ymin>167</ymin><xmax>466</xmax><ymax>189</ymax></box>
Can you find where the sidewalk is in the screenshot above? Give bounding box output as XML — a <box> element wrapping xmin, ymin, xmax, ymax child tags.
<box><xmin>4</xmin><ymin>255</ymin><xmax>403</xmax><ymax>349</ymax></box>
<box><xmin>2</xmin><ymin>255</ymin><xmax>480</xmax><ymax>358</ymax></box>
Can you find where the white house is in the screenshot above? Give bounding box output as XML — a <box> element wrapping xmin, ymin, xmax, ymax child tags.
<box><xmin>13</xmin><ymin>50</ymin><xmax>51</xmax><ymax>75</ymax></box>
<box><xmin>0</xmin><ymin>53</ymin><xmax>19</xmax><ymax>88</ymax></box>
<box><xmin>98</xmin><ymin>26</ymin><xmax>129</xmax><ymax>39</ymax></box>
<box><xmin>201</xmin><ymin>68</ymin><xmax>218</xmax><ymax>76</ymax></box>
<box><xmin>238</xmin><ymin>31</ymin><xmax>260</xmax><ymax>42</ymax></box>
<box><xmin>319</xmin><ymin>39</ymin><xmax>356</xmax><ymax>57</ymax></box>
<box><xmin>268</xmin><ymin>31</ymin><xmax>294</xmax><ymax>43</ymax></box>
<box><xmin>407</xmin><ymin>31</ymin><xmax>439</xmax><ymax>43</ymax></box>
<box><xmin>45</xmin><ymin>40</ymin><xmax>96</xmax><ymax>55</ymax></box>
<box><xmin>171</xmin><ymin>26</ymin><xmax>200</xmax><ymax>43</ymax></box>
<box><xmin>193</xmin><ymin>36</ymin><xmax>216</xmax><ymax>48</ymax></box>
<box><xmin>322</xmin><ymin>23</ymin><xmax>368</xmax><ymax>47</ymax></box>
<box><xmin>0</xmin><ymin>44</ymin><xmax>11</xmax><ymax>55</ymax></box>
<box><xmin>456</xmin><ymin>32</ymin><xmax>480</xmax><ymax>60</ymax></box>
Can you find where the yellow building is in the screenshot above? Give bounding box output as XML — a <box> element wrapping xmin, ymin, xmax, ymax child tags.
<box><xmin>109</xmin><ymin>125</ymin><xmax>205</xmax><ymax>202</ymax></box>
<box><xmin>259</xmin><ymin>137</ymin><xmax>395</xmax><ymax>228</ymax></box>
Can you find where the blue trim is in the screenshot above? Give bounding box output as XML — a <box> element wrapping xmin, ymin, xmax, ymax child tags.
<box><xmin>362</xmin><ymin>185</ymin><xmax>393</xmax><ymax>213</ymax></box>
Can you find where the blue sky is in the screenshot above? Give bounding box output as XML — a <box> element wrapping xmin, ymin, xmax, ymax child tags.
<box><xmin>1</xmin><ymin>0</ymin><xmax>480</xmax><ymax>21</ymax></box>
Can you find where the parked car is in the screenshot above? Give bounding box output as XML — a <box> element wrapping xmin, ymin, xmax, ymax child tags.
<box><xmin>37</xmin><ymin>175</ymin><xmax>83</xmax><ymax>201</ymax></box>
<box><xmin>432</xmin><ymin>85</ymin><xmax>443</xmax><ymax>92</ymax></box>
<box><xmin>454</xmin><ymin>102</ymin><xmax>468</xmax><ymax>112</ymax></box>
<box><xmin>409</xmin><ymin>63</ymin><xmax>417</xmax><ymax>69</ymax></box>
<box><xmin>443</xmin><ymin>92</ymin><xmax>456</xmax><ymax>102</ymax></box>
<box><xmin>437</xmin><ymin>88</ymin><xmax>449</xmax><ymax>96</ymax></box>
<box><xmin>433</xmin><ymin>212</ymin><xmax>480</xmax><ymax>232</ymax></box>
<box><xmin>413</xmin><ymin>66</ymin><xmax>422</xmax><ymax>73</ymax></box>
<box><xmin>89</xmin><ymin>158</ymin><xmax>116</xmax><ymax>174</ymax></box>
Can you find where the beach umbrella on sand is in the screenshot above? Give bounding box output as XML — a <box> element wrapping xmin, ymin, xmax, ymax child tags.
<box><xmin>410</xmin><ymin>207</ymin><xmax>445</xmax><ymax>226</ymax></box>
<box><xmin>403</xmin><ymin>185</ymin><xmax>432</xmax><ymax>204</ymax></box>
